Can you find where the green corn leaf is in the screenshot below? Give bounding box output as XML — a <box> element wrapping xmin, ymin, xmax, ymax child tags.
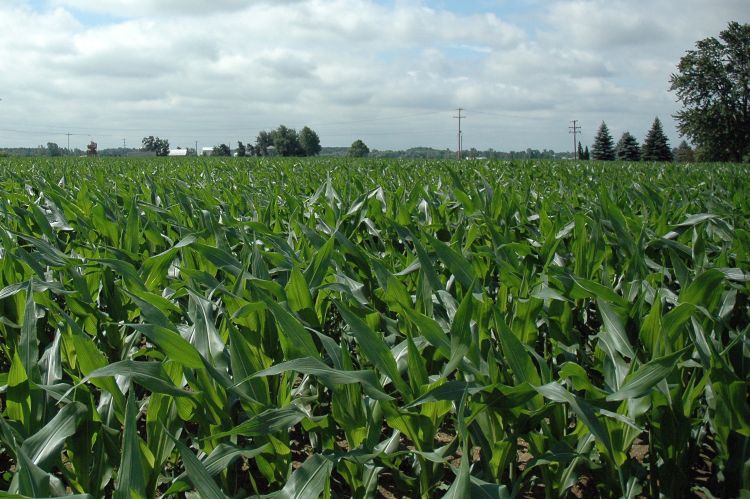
<box><xmin>406</xmin><ymin>380</ymin><xmax>485</xmax><ymax>408</ymax></box>
<box><xmin>427</xmin><ymin>235</ymin><xmax>476</xmax><ymax>291</ymax></box>
<box><xmin>130</xmin><ymin>324</ymin><xmax>204</xmax><ymax>369</ymax></box>
<box><xmin>13</xmin><ymin>444</ymin><xmax>51</xmax><ymax>498</ymax></box>
<box><xmin>5</xmin><ymin>351</ymin><xmax>31</xmax><ymax>433</ymax></box>
<box><xmin>168</xmin><ymin>435</ymin><xmax>227</xmax><ymax>499</ymax></box>
<box><xmin>607</xmin><ymin>349</ymin><xmax>686</xmax><ymax>401</ymax></box>
<box><xmin>494</xmin><ymin>309</ymin><xmax>541</xmax><ymax>386</ymax></box>
<box><xmin>209</xmin><ymin>406</ymin><xmax>307</xmax><ymax>439</ymax></box>
<box><xmin>536</xmin><ymin>382</ymin><xmax>614</xmax><ymax>460</ymax></box>
<box><xmin>442</xmin><ymin>444</ymin><xmax>470</xmax><ymax>498</ymax></box>
<box><xmin>20</xmin><ymin>402</ymin><xmax>86</xmax><ymax>469</ymax></box>
<box><xmin>678</xmin><ymin>268</ymin><xmax>725</xmax><ymax>307</ymax></box>
<box><xmin>598</xmin><ymin>300</ymin><xmax>636</xmax><ymax>359</ymax></box>
<box><xmin>186</xmin><ymin>289</ymin><xmax>228</xmax><ymax>369</ymax></box>
<box><xmin>140</xmin><ymin>234</ymin><xmax>196</xmax><ymax>288</ymax></box>
<box><xmin>443</xmin><ymin>289</ymin><xmax>473</xmax><ymax>376</ymax></box>
<box><xmin>191</xmin><ymin>242</ymin><xmax>244</xmax><ymax>276</ymax></box>
<box><xmin>76</xmin><ymin>360</ymin><xmax>193</xmax><ymax>399</ymax></box>
<box><xmin>245</xmin><ymin>357</ymin><xmax>392</xmax><ymax>400</ymax></box>
<box><xmin>304</xmin><ymin>235</ymin><xmax>335</xmax><ymax>291</ymax></box>
<box><xmin>115</xmin><ymin>390</ymin><xmax>146</xmax><ymax>499</ymax></box>
<box><xmin>334</xmin><ymin>300</ymin><xmax>410</xmax><ymax>396</ymax></box>
<box><xmin>19</xmin><ymin>282</ymin><xmax>41</xmax><ymax>383</ymax></box>
<box><xmin>271</xmin><ymin>453</ymin><xmax>333</xmax><ymax>499</ymax></box>
<box><xmin>259</xmin><ymin>293</ymin><xmax>319</xmax><ymax>360</ymax></box>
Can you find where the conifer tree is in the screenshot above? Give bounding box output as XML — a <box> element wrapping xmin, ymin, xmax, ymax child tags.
<box><xmin>642</xmin><ymin>117</ymin><xmax>673</xmax><ymax>161</ymax></box>
<box><xmin>583</xmin><ymin>146</ymin><xmax>590</xmax><ymax>160</ymax></box>
<box><xmin>577</xmin><ymin>141</ymin><xmax>584</xmax><ymax>160</ymax></box>
<box><xmin>591</xmin><ymin>122</ymin><xmax>615</xmax><ymax>160</ymax></box>
<box><xmin>615</xmin><ymin>132</ymin><xmax>641</xmax><ymax>161</ymax></box>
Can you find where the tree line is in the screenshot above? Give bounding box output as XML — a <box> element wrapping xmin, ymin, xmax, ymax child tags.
<box><xmin>578</xmin><ymin>117</ymin><xmax>693</xmax><ymax>162</ymax></box>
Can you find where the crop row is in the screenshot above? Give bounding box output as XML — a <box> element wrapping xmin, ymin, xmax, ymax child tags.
<box><xmin>0</xmin><ymin>157</ymin><xmax>748</xmax><ymax>498</ymax></box>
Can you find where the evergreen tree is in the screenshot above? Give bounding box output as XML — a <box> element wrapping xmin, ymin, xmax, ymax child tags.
<box><xmin>591</xmin><ymin>122</ymin><xmax>615</xmax><ymax>160</ymax></box>
<box><xmin>236</xmin><ymin>141</ymin><xmax>246</xmax><ymax>157</ymax></box>
<box><xmin>675</xmin><ymin>140</ymin><xmax>694</xmax><ymax>162</ymax></box>
<box><xmin>583</xmin><ymin>146</ymin><xmax>590</xmax><ymax>160</ymax></box>
<box><xmin>615</xmin><ymin>132</ymin><xmax>641</xmax><ymax>161</ymax></box>
<box><xmin>577</xmin><ymin>141</ymin><xmax>584</xmax><ymax>160</ymax></box>
<box><xmin>642</xmin><ymin>117</ymin><xmax>673</xmax><ymax>161</ymax></box>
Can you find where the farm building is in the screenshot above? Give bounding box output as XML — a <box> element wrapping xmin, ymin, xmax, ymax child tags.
<box><xmin>168</xmin><ymin>149</ymin><xmax>188</xmax><ymax>157</ymax></box>
<box><xmin>201</xmin><ymin>147</ymin><xmax>214</xmax><ymax>156</ymax></box>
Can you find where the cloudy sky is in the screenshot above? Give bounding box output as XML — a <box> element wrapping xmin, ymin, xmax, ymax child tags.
<box><xmin>0</xmin><ymin>0</ymin><xmax>747</xmax><ymax>152</ymax></box>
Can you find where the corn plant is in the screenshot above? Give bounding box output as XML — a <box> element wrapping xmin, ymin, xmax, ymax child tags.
<box><xmin>0</xmin><ymin>157</ymin><xmax>748</xmax><ymax>498</ymax></box>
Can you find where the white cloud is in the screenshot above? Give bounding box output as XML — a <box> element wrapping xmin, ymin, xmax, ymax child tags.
<box><xmin>0</xmin><ymin>0</ymin><xmax>747</xmax><ymax>151</ymax></box>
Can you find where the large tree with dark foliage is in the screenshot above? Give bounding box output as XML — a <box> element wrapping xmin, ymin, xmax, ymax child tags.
<box><xmin>271</xmin><ymin>125</ymin><xmax>303</xmax><ymax>156</ymax></box>
<box><xmin>255</xmin><ymin>131</ymin><xmax>273</xmax><ymax>156</ymax></box>
<box><xmin>213</xmin><ymin>143</ymin><xmax>231</xmax><ymax>156</ymax></box>
<box><xmin>669</xmin><ymin>22</ymin><xmax>750</xmax><ymax>162</ymax></box>
<box><xmin>142</xmin><ymin>136</ymin><xmax>170</xmax><ymax>156</ymax></box>
<box><xmin>298</xmin><ymin>126</ymin><xmax>322</xmax><ymax>156</ymax></box>
<box><xmin>591</xmin><ymin>122</ymin><xmax>615</xmax><ymax>160</ymax></box>
<box><xmin>641</xmin><ymin>118</ymin><xmax>673</xmax><ymax>161</ymax></box>
<box><xmin>349</xmin><ymin>139</ymin><xmax>369</xmax><ymax>158</ymax></box>
<box><xmin>615</xmin><ymin>132</ymin><xmax>641</xmax><ymax>161</ymax></box>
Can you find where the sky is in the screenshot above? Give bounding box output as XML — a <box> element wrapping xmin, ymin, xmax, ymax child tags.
<box><xmin>0</xmin><ymin>0</ymin><xmax>747</xmax><ymax>152</ymax></box>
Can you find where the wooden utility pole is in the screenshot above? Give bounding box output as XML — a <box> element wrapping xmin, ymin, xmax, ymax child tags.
<box><xmin>569</xmin><ymin>120</ymin><xmax>581</xmax><ymax>160</ymax></box>
<box><xmin>453</xmin><ymin>108</ymin><xmax>465</xmax><ymax>160</ymax></box>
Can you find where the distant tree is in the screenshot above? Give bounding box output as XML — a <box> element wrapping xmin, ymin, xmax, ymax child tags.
<box><xmin>213</xmin><ymin>144</ymin><xmax>231</xmax><ymax>156</ymax></box>
<box><xmin>271</xmin><ymin>125</ymin><xmax>302</xmax><ymax>156</ymax></box>
<box><xmin>349</xmin><ymin>139</ymin><xmax>369</xmax><ymax>158</ymax></box>
<box><xmin>615</xmin><ymin>132</ymin><xmax>641</xmax><ymax>161</ymax></box>
<box><xmin>669</xmin><ymin>22</ymin><xmax>750</xmax><ymax>162</ymax></box>
<box><xmin>675</xmin><ymin>140</ymin><xmax>695</xmax><ymax>162</ymax></box>
<box><xmin>577</xmin><ymin>141</ymin><xmax>584</xmax><ymax>160</ymax></box>
<box><xmin>47</xmin><ymin>142</ymin><xmax>62</xmax><ymax>157</ymax></box>
<box><xmin>236</xmin><ymin>141</ymin><xmax>246</xmax><ymax>157</ymax></box>
<box><xmin>642</xmin><ymin>117</ymin><xmax>673</xmax><ymax>161</ymax></box>
<box><xmin>87</xmin><ymin>141</ymin><xmax>98</xmax><ymax>157</ymax></box>
<box><xmin>298</xmin><ymin>126</ymin><xmax>321</xmax><ymax>156</ymax></box>
<box><xmin>141</xmin><ymin>136</ymin><xmax>170</xmax><ymax>156</ymax></box>
<box><xmin>255</xmin><ymin>131</ymin><xmax>273</xmax><ymax>156</ymax></box>
<box><xmin>591</xmin><ymin>122</ymin><xmax>615</xmax><ymax>160</ymax></box>
<box><xmin>583</xmin><ymin>145</ymin><xmax>590</xmax><ymax>160</ymax></box>
<box><xmin>246</xmin><ymin>143</ymin><xmax>257</xmax><ymax>157</ymax></box>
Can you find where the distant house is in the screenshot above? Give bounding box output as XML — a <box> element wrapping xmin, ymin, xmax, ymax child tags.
<box><xmin>201</xmin><ymin>147</ymin><xmax>214</xmax><ymax>156</ymax></box>
<box><xmin>168</xmin><ymin>148</ymin><xmax>188</xmax><ymax>157</ymax></box>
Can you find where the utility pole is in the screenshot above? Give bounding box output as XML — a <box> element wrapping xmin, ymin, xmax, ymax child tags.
<box><xmin>453</xmin><ymin>108</ymin><xmax>465</xmax><ymax>160</ymax></box>
<box><xmin>569</xmin><ymin>120</ymin><xmax>581</xmax><ymax>160</ymax></box>
<box><xmin>122</xmin><ymin>138</ymin><xmax>127</xmax><ymax>148</ymax></box>
<box><xmin>195</xmin><ymin>141</ymin><xmax>198</xmax><ymax>156</ymax></box>
<box><xmin>66</xmin><ymin>133</ymin><xmax>72</xmax><ymax>155</ymax></box>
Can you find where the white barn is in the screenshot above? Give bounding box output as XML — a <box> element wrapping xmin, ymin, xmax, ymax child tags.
<box><xmin>168</xmin><ymin>149</ymin><xmax>188</xmax><ymax>157</ymax></box>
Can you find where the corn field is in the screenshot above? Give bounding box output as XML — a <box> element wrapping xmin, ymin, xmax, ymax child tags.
<box><xmin>0</xmin><ymin>157</ymin><xmax>748</xmax><ymax>498</ymax></box>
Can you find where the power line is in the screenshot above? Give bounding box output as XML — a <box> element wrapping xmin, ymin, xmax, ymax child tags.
<box><xmin>453</xmin><ymin>108</ymin><xmax>465</xmax><ymax>160</ymax></box>
<box><xmin>569</xmin><ymin>120</ymin><xmax>581</xmax><ymax>160</ymax></box>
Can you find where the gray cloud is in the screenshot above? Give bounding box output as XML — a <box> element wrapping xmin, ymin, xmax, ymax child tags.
<box><xmin>0</xmin><ymin>0</ymin><xmax>748</xmax><ymax>151</ymax></box>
